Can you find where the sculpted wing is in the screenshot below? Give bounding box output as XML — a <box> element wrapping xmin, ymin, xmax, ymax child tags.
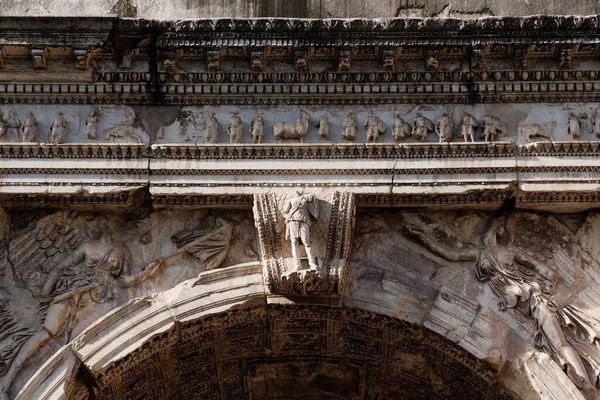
<box><xmin>8</xmin><ymin>211</ymin><xmax>103</xmax><ymax>296</ymax></box>
<box><xmin>505</xmin><ymin>213</ymin><xmax>579</xmax><ymax>288</ymax></box>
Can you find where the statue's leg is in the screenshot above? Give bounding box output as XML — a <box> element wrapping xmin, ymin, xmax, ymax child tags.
<box><xmin>291</xmin><ymin>238</ymin><xmax>301</xmax><ymax>271</ymax></box>
<box><xmin>1</xmin><ymin>301</ymin><xmax>70</xmax><ymax>396</ymax></box>
<box><xmin>538</xmin><ymin>306</ymin><xmax>589</xmax><ymax>388</ymax></box>
<box><xmin>304</xmin><ymin>243</ymin><xmax>317</xmax><ymax>270</ymax></box>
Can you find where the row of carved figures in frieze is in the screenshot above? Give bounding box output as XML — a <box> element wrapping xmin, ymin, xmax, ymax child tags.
<box><xmin>170</xmin><ymin>110</ymin><xmax>600</xmax><ymax>144</ymax></box>
<box><xmin>164</xmin><ymin>111</ymin><xmax>511</xmax><ymax>144</ymax></box>
<box><xmin>3</xmin><ymin>108</ymin><xmax>600</xmax><ymax>144</ymax></box>
<box><xmin>0</xmin><ymin>110</ymin><xmax>126</xmax><ymax>144</ymax></box>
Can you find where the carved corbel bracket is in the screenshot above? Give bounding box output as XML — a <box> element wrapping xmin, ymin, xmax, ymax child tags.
<box><xmin>162</xmin><ymin>50</ymin><xmax>177</xmax><ymax>72</ymax></box>
<box><xmin>31</xmin><ymin>47</ymin><xmax>47</xmax><ymax>68</ymax></box>
<box><xmin>515</xmin><ymin>45</ymin><xmax>534</xmax><ymax>70</ymax></box>
<box><xmin>295</xmin><ymin>48</ymin><xmax>309</xmax><ymax>73</ymax></box>
<box><xmin>119</xmin><ymin>48</ymin><xmax>138</xmax><ymax>70</ymax></box>
<box><xmin>558</xmin><ymin>46</ymin><xmax>573</xmax><ymax>70</ymax></box>
<box><xmin>471</xmin><ymin>44</ymin><xmax>487</xmax><ymax>72</ymax></box>
<box><xmin>251</xmin><ymin>47</ymin><xmax>265</xmax><ymax>73</ymax></box>
<box><xmin>74</xmin><ymin>48</ymin><xmax>90</xmax><ymax>69</ymax></box>
<box><xmin>207</xmin><ymin>47</ymin><xmax>222</xmax><ymax>72</ymax></box>
<box><xmin>382</xmin><ymin>48</ymin><xmax>396</xmax><ymax>71</ymax></box>
<box><xmin>426</xmin><ymin>48</ymin><xmax>440</xmax><ymax>71</ymax></box>
<box><xmin>253</xmin><ymin>191</ymin><xmax>356</xmax><ymax>297</ymax></box>
<box><xmin>338</xmin><ymin>48</ymin><xmax>351</xmax><ymax>72</ymax></box>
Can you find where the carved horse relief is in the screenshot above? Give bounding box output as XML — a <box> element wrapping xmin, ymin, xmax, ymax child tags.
<box><xmin>273</xmin><ymin>111</ymin><xmax>310</xmax><ymax>142</ymax></box>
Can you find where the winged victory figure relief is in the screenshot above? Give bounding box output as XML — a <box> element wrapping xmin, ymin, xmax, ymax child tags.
<box><xmin>0</xmin><ymin>212</ymin><xmax>234</xmax><ymax>399</ymax></box>
<box><xmin>404</xmin><ymin>212</ymin><xmax>600</xmax><ymax>395</ymax></box>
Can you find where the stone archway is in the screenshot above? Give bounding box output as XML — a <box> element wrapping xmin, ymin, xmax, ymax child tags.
<box><xmin>13</xmin><ymin>258</ymin><xmax>579</xmax><ymax>400</ymax></box>
<box><xmin>83</xmin><ymin>304</ymin><xmax>515</xmax><ymax>399</ymax></box>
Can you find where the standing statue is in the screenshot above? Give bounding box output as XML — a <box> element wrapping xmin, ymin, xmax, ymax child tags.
<box><xmin>20</xmin><ymin>112</ymin><xmax>38</xmax><ymax>143</ymax></box>
<box><xmin>4</xmin><ymin>110</ymin><xmax>20</xmax><ymax>142</ymax></box>
<box><xmin>593</xmin><ymin>108</ymin><xmax>600</xmax><ymax>138</ymax></box>
<box><xmin>435</xmin><ymin>112</ymin><xmax>453</xmax><ymax>143</ymax></box>
<box><xmin>364</xmin><ymin>113</ymin><xmax>386</xmax><ymax>143</ymax></box>
<box><xmin>273</xmin><ymin>111</ymin><xmax>310</xmax><ymax>143</ymax></box>
<box><xmin>202</xmin><ymin>114</ymin><xmax>220</xmax><ymax>144</ymax></box>
<box><xmin>316</xmin><ymin>116</ymin><xmax>330</xmax><ymax>139</ymax></box>
<box><xmin>179</xmin><ymin>114</ymin><xmax>191</xmax><ymax>142</ymax></box>
<box><xmin>404</xmin><ymin>213</ymin><xmax>600</xmax><ymax>394</ymax></box>
<box><xmin>482</xmin><ymin>115</ymin><xmax>507</xmax><ymax>142</ymax></box>
<box><xmin>283</xmin><ymin>192</ymin><xmax>319</xmax><ymax>271</ymax></box>
<box><xmin>227</xmin><ymin>112</ymin><xmax>243</xmax><ymax>144</ymax></box>
<box><xmin>342</xmin><ymin>112</ymin><xmax>358</xmax><ymax>141</ymax></box>
<box><xmin>567</xmin><ymin>112</ymin><xmax>585</xmax><ymax>140</ymax></box>
<box><xmin>0</xmin><ymin>214</ymin><xmax>167</xmax><ymax>399</ymax></box>
<box><xmin>460</xmin><ymin>112</ymin><xmax>478</xmax><ymax>143</ymax></box>
<box><xmin>251</xmin><ymin>115</ymin><xmax>265</xmax><ymax>144</ymax></box>
<box><xmin>48</xmin><ymin>111</ymin><xmax>68</xmax><ymax>144</ymax></box>
<box><xmin>412</xmin><ymin>112</ymin><xmax>434</xmax><ymax>141</ymax></box>
<box><xmin>392</xmin><ymin>113</ymin><xmax>411</xmax><ymax>141</ymax></box>
<box><xmin>85</xmin><ymin>111</ymin><xmax>100</xmax><ymax>140</ymax></box>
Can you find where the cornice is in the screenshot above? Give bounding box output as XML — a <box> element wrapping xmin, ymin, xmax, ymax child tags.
<box><xmin>2</xmin><ymin>17</ymin><xmax>600</xmax><ymax>104</ymax></box>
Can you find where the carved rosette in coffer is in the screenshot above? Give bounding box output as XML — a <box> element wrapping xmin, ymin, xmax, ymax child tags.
<box><xmin>253</xmin><ymin>191</ymin><xmax>356</xmax><ymax>296</ymax></box>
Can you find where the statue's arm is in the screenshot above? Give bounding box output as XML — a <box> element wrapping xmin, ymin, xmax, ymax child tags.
<box><xmin>404</xmin><ymin>225</ymin><xmax>478</xmax><ymax>262</ymax></box>
<box><xmin>118</xmin><ymin>259</ymin><xmax>165</xmax><ymax>289</ymax></box>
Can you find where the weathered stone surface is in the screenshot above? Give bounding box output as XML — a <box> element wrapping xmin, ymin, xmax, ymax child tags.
<box><xmin>3</xmin><ymin>9</ymin><xmax>600</xmax><ymax>400</ymax></box>
<box><xmin>1</xmin><ymin>0</ymin><xmax>600</xmax><ymax>19</ymax></box>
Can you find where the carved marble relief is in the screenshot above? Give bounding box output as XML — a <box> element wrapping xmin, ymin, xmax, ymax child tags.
<box><xmin>227</xmin><ymin>112</ymin><xmax>243</xmax><ymax>144</ymax></box>
<box><xmin>253</xmin><ymin>191</ymin><xmax>355</xmax><ymax>296</ymax></box>
<box><xmin>460</xmin><ymin>112</ymin><xmax>478</xmax><ymax>143</ymax></box>
<box><xmin>593</xmin><ymin>108</ymin><xmax>600</xmax><ymax>138</ymax></box>
<box><xmin>48</xmin><ymin>112</ymin><xmax>68</xmax><ymax>144</ymax></box>
<box><xmin>0</xmin><ymin>104</ymin><xmax>598</xmax><ymax>145</ymax></box>
<box><xmin>435</xmin><ymin>112</ymin><xmax>453</xmax><ymax>143</ymax></box>
<box><xmin>250</xmin><ymin>114</ymin><xmax>264</xmax><ymax>143</ymax></box>
<box><xmin>398</xmin><ymin>210</ymin><xmax>600</xmax><ymax>396</ymax></box>
<box><xmin>412</xmin><ymin>112</ymin><xmax>434</xmax><ymax>141</ymax></box>
<box><xmin>364</xmin><ymin>113</ymin><xmax>385</xmax><ymax>143</ymax></box>
<box><xmin>316</xmin><ymin>116</ymin><xmax>330</xmax><ymax>139</ymax></box>
<box><xmin>342</xmin><ymin>112</ymin><xmax>358</xmax><ymax>141</ymax></box>
<box><xmin>482</xmin><ymin>115</ymin><xmax>506</xmax><ymax>142</ymax></box>
<box><xmin>0</xmin><ymin>208</ymin><xmax>258</xmax><ymax>399</ymax></box>
<box><xmin>273</xmin><ymin>111</ymin><xmax>310</xmax><ymax>143</ymax></box>
<box><xmin>3</xmin><ymin>112</ymin><xmax>20</xmax><ymax>143</ymax></box>
<box><xmin>84</xmin><ymin>111</ymin><xmax>100</xmax><ymax>140</ymax></box>
<box><xmin>19</xmin><ymin>112</ymin><xmax>37</xmax><ymax>143</ymax></box>
<box><xmin>392</xmin><ymin>113</ymin><xmax>411</xmax><ymax>141</ymax></box>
